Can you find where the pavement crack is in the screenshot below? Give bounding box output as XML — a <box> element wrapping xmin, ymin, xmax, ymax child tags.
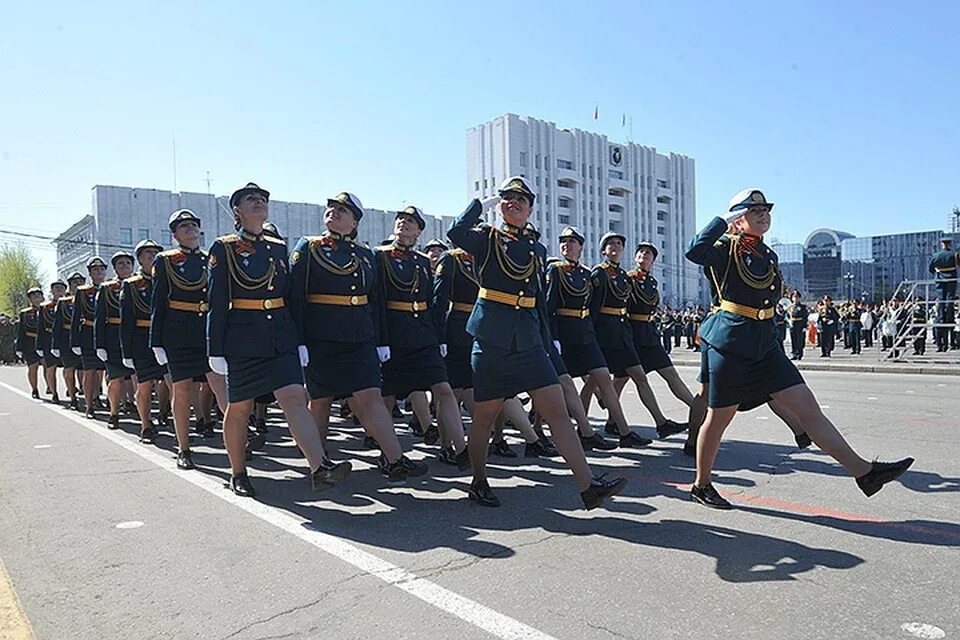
<box><xmin>585</xmin><ymin>621</ymin><xmax>635</xmax><ymax>639</ymax></box>
<box><xmin>414</xmin><ymin>532</ymin><xmax>567</xmax><ymax>580</ymax></box>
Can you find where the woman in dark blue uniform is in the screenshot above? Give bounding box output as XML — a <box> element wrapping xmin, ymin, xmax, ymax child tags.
<box><xmin>685</xmin><ymin>187</ymin><xmax>913</xmax><ymax>508</ymax></box>
<box><xmin>374</xmin><ymin>206</ymin><xmax>469</xmax><ymax>467</ymax></box>
<box><xmin>446</xmin><ymin>176</ymin><xmax>626</xmax><ymax>509</ymax></box>
<box><xmin>208</xmin><ymin>183</ymin><xmax>352</xmax><ymax>497</ymax></box>
<box><xmin>120</xmin><ymin>239</ymin><xmax>168</xmax><ymax>442</ymax></box>
<box><xmin>15</xmin><ymin>287</ymin><xmax>44</xmax><ymax>398</ymax></box>
<box><xmin>37</xmin><ymin>280</ymin><xmax>67</xmax><ymax>403</ymax></box>
<box><xmin>51</xmin><ymin>272</ymin><xmax>85</xmax><ymax>410</ymax></box>
<box><xmin>94</xmin><ymin>250</ymin><xmax>136</xmax><ymax>429</ymax></box>
<box><xmin>288</xmin><ymin>191</ymin><xmax>428</xmax><ymax>483</ymax></box>
<box><xmin>588</xmin><ymin>235</ymin><xmax>683</xmax><ymax>441</ymax></box>
<box><xmin>152</xmin><ymin>209</ymin><xmax>227</xmax><ymax>469</ymax></box>
<box><xmin>71</xmin><ymin>257</ymin><xmax>108</xmax><ymax>418</ymax></box>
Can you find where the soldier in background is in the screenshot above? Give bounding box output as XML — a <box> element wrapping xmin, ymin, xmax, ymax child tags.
<box><xmin>94</xmin><ymin>251</ymin><xmax>137</xmax><ymax>429</ymax></box>
<box><xmin>929</xmin><ymin>237</ymin><xmax>958</xmax><ymax>352</ymax></box>
<box><xmin>71</xmin><ymin>257</ymin><xmax>109</xmax><ymax>418</ymax></box>
<box><xmin>818</xmin><ymin>295</ymin><xmax>840</xmax><ymax>357</ymax></box>
<box><xmin>51</xmin><ymin>272</ymin><xmax>85</xmax><ymax>410</ymax></box>
<box><xmin>37</xmin><ymin>280</ymin><xmax>67</xmax><ymax>402</ymax></box>
<box><xmin>787</xmin><ymin>291</ymin><xmax>809</xmax><ymax>360</ymax></box>
<box><xmin>15</xmin><ymin>286</ymin><xmax>45</xmax><ymax>398</ymax></box>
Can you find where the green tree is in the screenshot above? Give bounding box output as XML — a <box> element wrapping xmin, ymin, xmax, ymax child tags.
<box><xmin>0</xmin><ymin>243</ymin><xmax>45</xmax><ymax>316</ymax></box>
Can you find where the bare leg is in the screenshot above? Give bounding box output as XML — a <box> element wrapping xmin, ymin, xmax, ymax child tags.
<box><xmin>275</xmin><ymin>384</ymin><xmax>330</xmax><ymax>471</ymax></box>
<box><xmin>432</xmin><ymin>382</ymin><xmax>465</xmax><ymax>452</ymax></box>
<box><xmin>135</xmin><ymin>381</ymin><xmax>153</xmax><ymax>432</ymax></box>
<box><xmin>223</xmin><ymin>399</ymin><xmax>254</xmax><ymax>475</ymax></box>
<box><xmin>529</xmin><ymin>384</ymin><xmax>592</xmax><ymax>490</ymax></box>
<box><xmin>409</xmin><ymin>391</ymin><xmax>434</xmax><ymax>436</ymax></box>
<box><xmin>349</xmin><ymin>387</ymin><xmax>403</xmax><ymax>461</ymax></box>
<box><xmin>468</xmin><ymin>398</ymin><xmax>505</xmax><ymax>484</ymax></box>
<box><xmin>558</xmin><ymin>374</ymin><xmax>595</xmax><ymax>437</ymax></box>
<box><xmin>499</xmin><ymin>397</ymin><xmax>539</xmax><ymax>443</ymax></box>
<box><xmin>83</xmin><ymin>370</ymin><xmax>96</xmax><ymax>414</ymax></box>
<box><xmin>626</xmin><ymin>365</ymin><xmax>668</xmax><ymax>426</ymax></box>
<box><xmin>658</xmin><ymin>367</ymin><xmax>697</xmax><ymax>406</ymax></box>
<box><xmin>309</xmin><ymin>397</ymin><xmax>332</xmax><ymax>443</ymax></box>
<box><xmin>767</xmin><ymin>399</ymin><xmax>805</xmax><ymax>436</ymax></box>
<box><xmin>590</xmin><ymin>368</ymin><xmax>631</xmax><ymax>435</ymax></box>
<box><xmin>63</xmin><ymin>368</ymin><xmax>77</xmax><ymax>404</ymax></box>
<box><xmin>45</xmin><ymin>365</ymin><xmax>58</xmax><ymax>399</ymax></box>
<box><xmin>171</xmin><ymin>379</ymin><xmax>197</xmax><ymax>453</ymax></box>
<box><xmin>27</xmin><ymin>362</ymin><xmax>39</xmax><ymax>392</ymax></box>
<box><xmin>204</xmin><ymin>371</ymin><xmax>228</xmax><ymax>414</ymax></box>
<box><xmin>107</xmin><ymin>378</ymin><xmax>123</xmax><ymax>416</ymax></box>
<box><xmin>694</xmin><ymin>405</ymin><xmax>739</xmax><ymax>487</ymax></box>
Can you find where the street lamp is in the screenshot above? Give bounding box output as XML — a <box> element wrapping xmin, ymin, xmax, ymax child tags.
<box><xmin>843</xmin><ymin>272</ymin><xmax>855</xmax><ymax>301</ymax></box>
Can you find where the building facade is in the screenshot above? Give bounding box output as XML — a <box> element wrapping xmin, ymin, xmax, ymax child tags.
<box><xmin>54</xmin><ymin>185</ymin><xmax>454</xmax><ymax>279</ymax></box>
<box><xmin>466</xmin><ymin>114</ymin><xmax>703</xmax><ymax>308</ymax></box>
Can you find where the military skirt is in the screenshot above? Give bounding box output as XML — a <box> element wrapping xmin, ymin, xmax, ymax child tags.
<box><xmin>444</xmin><ymin>342</ymin><xmax>473</xmax><ymax>390</ymax></box>
<box><xmin>382</xmin><ymin>344</ymin><xmax>448</xmax><ymax>398</ymax></box>
<box><xmin>598</xmin><ymin>341</ymin><xmax>640</xmax><ymax>376</ymax></box>
<box><xmin>80</xmin><ymin>349</ymin><xmax>106</xmax><ymax>372</ymax></box>
<box><xmin>166</xmin><ymin>346</ymin><xmax>210</xmax><ymax>383</ymax></box>
<box><xmin>60</xmin><ymin>348</ymin><xmax>82</xmax><ymax>370</ymax></box>
<box><xmin>43</xmin><ymin>351</ymin><xmax>62</xmax><ymax>369</ymax></box>
<box><xmin>471</xmin><ymin>339</ymin><xmax>558</xmax><ymax>402</ymax></box>
<box><xmin>226</xmin><ymin>348</ymin><xmax>303</xmax><ymax>403</ymax></box>
<box><xmin>699</xmin><ymin>341</ymin><xmax>804</xmax><ymax>410</ymax></box>
<box><xmin>560</xmin><ymin>340</ymin><xmax>606</xmax><ymax>378</ymax></box>
<box><xmin>304</xmin><ymin>340</ymin><xmax>381</xmax><ymax>400</ymax></box>
<box><xmin>22</xmin><ymin>347</ymin><xmax>41</xmax><ymax>366</ymax></box>
<box><xmin>105</xmin><ymin>355</ymin><xmax>134</xmax><ymax>381</ymax></box>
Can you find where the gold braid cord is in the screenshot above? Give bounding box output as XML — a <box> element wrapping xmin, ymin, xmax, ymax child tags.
<box><xmin>629</xmin><ymin>277</ymin><xmax>660</xmax><ymax>306</ymax></box>
<box><xmin>488</xmin><ymin>229</ymin><xmax>536</xmax><ymax>282</ymax></box>
<box><xmin>309</xmin><ymin>239</ymin><xmax>361</xmax><ymax>276</ymax></box>
<box><xmin>600</xmin><ymin>264</ymin><xmax>630</xmax><ymax>301</ymax></box>
<box><xmin>728</xmin><ymin>237</ymin><xmax>778</xmax><ymax>290</ymax></box>
<box><xmin>165</xmin><ymin>255</ymin><xmax>207</xmax><ymax>292</ymax></box>
<box><xmin>77</xmin><ymin>289</ymin><xmax>96</xmax><ymax>318</ymax></box>
<box><xmin>557</xmin><ymin>267</ymin><xmax>591</xmax><ymax>301</ymax></box>
<box><xmin>380</xmin><ymin>251</ymin><xmax>419</xmax><ymax>294</ymax></box>
<box><xmin>131</xmin><ymin>282</ymin><xmax>152</xmax><ymax>316</ymax></box>
<box><xmin>224</xmin><ymin>246</ymin><xmax>275</xmax><ymax>291</ymax></box>
<box><xmin>456</xmin><ymin>255</ymin><xmax>480</xmax><ymax>288</ymax></box>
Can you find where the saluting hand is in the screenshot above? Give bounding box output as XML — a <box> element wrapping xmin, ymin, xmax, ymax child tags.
<box><xmin>480</xmin><ymin>195</ymin><xmax>501</xmax><ymax>212</ymax></box>
<box><xmin>152</xmin><ymin>347</ymin><xmax>168</xmax><ymax>366</ymax></box>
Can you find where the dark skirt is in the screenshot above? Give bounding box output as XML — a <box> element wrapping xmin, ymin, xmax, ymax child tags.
<box><xmin>444</xmin><ymin>343</ymin><xmax>473</xmax><ymax>390</ymax></box>
<box><xmin>382</xmin><ymin>344</ymin><xmax>448</xmax><ymax>397</ymax></box>
<box><xmin>548</xmin><ymin>342</ymin><xmax>568</xmax><ymax>376</ymax></box>
<box><xmin>471</xmin><ymin>339</ymin><xmax>558</xmax><ymax>402</ymax></box>
<box><xmin>304</xmin><ymin>340</ymin><xmax>381</xmax><ymax>400</ymax></box>
<box><xmin>226</xmin><ymin>349</ymin><xmax>303</xmax><ymax>403</ymax></box>
<box><xmin>561</xmin><ymin>340</ymin><xmax>607</xmax><ymax>378</ymax></box>
<box><xmin>700</xmin><ymin>342</ymin><xmax>804</xmax><ymax>410</ymax></box>
<box><xmin>43</xmin><ymin>353</ymin><xmax>62</xmax><ymax>368</ymax></box>
<box><xmin>105</xmin><ymin>358</ymin><xmax>134</xmax><ymax>381</ymax></box>
<box><xmin>60</xmin><ymin>349</ymin><xmax>82</xmax><ymax>370</ymax></box>
<box><xmin>599</xmin><ymin>343</ymin><xmax>640</xmax><ymax>375</ymax></box>
<box><xmin>166</xmin><ymin>346</ymin><xmax>210</xmax><ymax>383</ymax></box>
<box><xmin>615</xmin><ymin>344</ymin><xmax>673</xmax><ymax>378</ymax></box>
<box><xmin>23</xmin><ymin>348</ymin><xmax>41</xmax><ymax>365</ymax></box>
<box><xmin>133</xmin><ymin>355</ymin><xmax>167</xmax><ymax>383</ymax></box>
<box><xmin>80</xmin><ymin>350</ymin><xmax>106</xmax><ymax>371</ymax></box>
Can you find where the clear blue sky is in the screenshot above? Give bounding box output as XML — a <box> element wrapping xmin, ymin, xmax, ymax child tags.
<box><xmin>1</xmin><ymin>0</ymin><xmax>958</xmax><ymax>277</ymax></box>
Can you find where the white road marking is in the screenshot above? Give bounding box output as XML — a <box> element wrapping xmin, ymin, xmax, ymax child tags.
<box><xmin>755</xmin><ymin>416</ymin><xmax>769</xmax><ymax>420</ymax></box>
<box><xmin>32</xmin><ymin>444</ymin><xmax>52</xmax><ymax>449</ymax></box>
<box><xmin>0</xmin><ymin>381</ymin><xmax>558</xmax><ymax>640</ymax></box>
<box><xmin>905</xmin><ymin>390</ymin><xmax>916</xmax><ymax>394</ymax></box>
<box><xmin>819</xmin><ymin>405</ymin><xmax>830</xmax><ymax>409</ymax></box>
<box><xmin>866</xmin><ymin>397</ymin><xmax>878</xmax><ymax>401</ymax></box>
<box><xmin>901</xmin><ymin>622</ymin><xmax>946</xmax><ymax>639</ymax></box>
<box><xmin>115</xmin><ymin>521</ymin><xmax>144</xmax><ymax>529</ymax></box>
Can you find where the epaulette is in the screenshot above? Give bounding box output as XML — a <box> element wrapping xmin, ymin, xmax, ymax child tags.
<box><xmin>414</xmin><ymin>250</ymin><xmax>431</xmax><ymax>262</ymax></box>
<box><xmin>76</xmin><ymin>284</ymin><xmax>93</xmax><ymax>292</ymax></box>
<box><xmin>218</xmin><ymin>233</ymin><xmax>240</xmax><ymax>244</ymax></box>
<box><xmin>264</xmin><ymin>235</ymin><xmax>285</xmax><ymax>246</ymax></box>
<box><xmin>124</xmin><ymin>274</ymin><xmax>144</xmax><ymax>285</ymax></box>
<box><xmin>20</xmin><ymin>307</ymin><xmax>33</xmax><ymax>314</ymax></box>
<box><xmin>158</xmin><ymin>248</ymin><xmax>183</xmax><ymax>258</ymax></box>
<box><xmin>58</xmin><ymin>295</ymin><xmax>74</xmax><ymax>302</ymax></box>
<box><xmin>106</xmin><ymin>279</ymin><xmax>122</xmax><ymax>290</ymax></box>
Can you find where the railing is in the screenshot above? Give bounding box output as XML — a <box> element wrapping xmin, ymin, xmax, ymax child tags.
<box><xmin>881</xmin><ymin>278</ymin><xmax>958</xmax><ymax>363</ymax></box>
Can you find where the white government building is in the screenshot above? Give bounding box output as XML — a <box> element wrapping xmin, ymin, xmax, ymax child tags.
<box><xmin>54</xmin><ymin>185</ymin><xmax>454</xmax><ymax>278</ymax></box>
<box><xmin>466</xmin><ymin>113</ymin><xmax>702</xmax><ymax>307</ymax></box>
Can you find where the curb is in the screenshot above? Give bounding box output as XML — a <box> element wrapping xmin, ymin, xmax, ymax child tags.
<box><xmin>671</xmin><ymin>360</ymin><xmax>959</xmax><ymax>376</ymax></box>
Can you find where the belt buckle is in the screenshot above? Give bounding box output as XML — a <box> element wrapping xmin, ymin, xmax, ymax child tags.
<box><xmin>350</xmin><ymin>295</ymin><xmax>360</xmax><ymax>306</ymax></box>
<box><xmin>263</xmin><ymin>299</ymin><xmax>274</xmax><ymax>310</ymax></box>
<box><xmin>619</xmin><ymin>307</ymin><xmax>627</xmax><ymax>316</ymax></box>
<box><xmin>758</xmin><ymin>308</ymin><xmax>771</xmax><ymax>320</ymax></box>
<box><xmin>198</xmin><ymin>301</ymin><xmax>208</xmax><ymax>312</ymax></box>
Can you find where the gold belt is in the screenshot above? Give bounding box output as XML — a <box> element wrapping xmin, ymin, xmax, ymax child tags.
<box><xmin>82</xmin><ymin>319</ymin><xmax>94</xmax><ymax>327</ymax></box>
<box><xmin>599</xmin><ymin>306</ymin><xmax>627</xmax><ymax>316</ymax></box>
<box><xmin>25</xmin><ymin>331</ymin><xmax>37</xmax><ymax>338</ymax></box>
<box><xmin>386</xmin><ymin>300</ymin><xmax>428</xmax><ymax>312</ymax></box>
<box><xmin>935</xmin><ymin>266</ymin><xmax>957</xmax><ymax>272</ymax></box>
<box><xmin>307</xmin><ymin>294</ymin><xmax>368</xmax><ymax>306</ymax></box>
<box><xmin>63</xmin><ymin>324</ymin><xmax>72</xmax><ymax>331</ymax></box>
<box><xmin>719</xmin><ymin>300</ymin><xmax>774</xmax><ymax>321</ymax></box>
<box><xmin>478</xmin><ymin>287</ymin><xmax>536</xmax><ymax>309</ymax></box>
<box><xmin>136</xmin><ymin>319</ymin><xmax>151</xmax><ymax>328</ymax></box>
<box><xmin>629</xmin><ymin>313</ymin><xmax>654</xmax><ymax>322</ymax></box>
<box><xmin>450</xmin><ymin>302</ymin><xmax>475</xmax><ymax>314</ymax></box>
<box><xmin>230</xmin><ymin>297</ymin><xmax>285</xmax><ymax>311</ymax></box>
<box><xmin>169</xmin><ymin>300</ymin><xmax>208</xmax><ymax>313</ymax></box>
<box><xmin>107</xmin><ymin>317</ymin><xmax>121</xmax><ymax>325</ymax></box>
<box><xmin>556</xmin><ymin>308</ymin><xmax>590</xmax><ymax>319</ymax></box>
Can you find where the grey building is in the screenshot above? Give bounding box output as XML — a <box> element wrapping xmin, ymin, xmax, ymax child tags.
<box><xmin>769</xmin><ymin>242</ymin><xmax>805</xmax><ymax>294</ymax></box>
<box><xmin>54</xmin><ymin>185</ymin><xmax>454</xmax><ymax>279</ymax></box>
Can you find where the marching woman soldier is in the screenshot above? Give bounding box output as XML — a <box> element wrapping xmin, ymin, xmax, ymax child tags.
<box><xmin>51</xmin><ymin>272</ymin><xmax>85</xmax><ymax>410</ymax></box>
<box><xmin>152</xmin><ymin>209</ymin><xmax>228</xmax><ymax>469</ymax></box>
<box><xmin>71</xmin><ymin>257</ymin><xmax>108</xmax><ymax>418</ymax></box>
<box><xmin>588</xmin><ymin>233</ymin><xmax>684</xmax><ymax>442</ymax></box>
<box><xmin>94</xmin><ymin>250</ymin><xmax>136</xmax><ymax>429</ymax></box>
<box><xmin>446</xmin><ymin>176</ymin><xmax>626</xmax><ymax>508</ymax></box>
<box><xmin>288</xmin><ymin>191</ymin><xmax>428</xmax><ymax>482</ymax></box>
<box><xmin>210</xmin><ymin>184</ymin><xmax>353</xmax><ymax>497</ymax></box>
<box><xmin>685</xmin><ymin>188</ymin><xmax>913</xmax><ymax>509</ymax></box>
<box><xmin>423</xmin><ymin>238</ymin><xmax>448</xmax><ymax>273</ymax></box>
<box><xmin>37</xmin><ymin>279</ymin><xmax>67</xmax><ymax>403</ymax></box>
<box><xmin>15</xmin><ymin>286</ymin><xmax>45</xmax><ymax>398</ymax></box>
<box><xmin>601</xmin><ymin>241</ymin><xmax>705</xmax><ymax>439</ymax></box>
<box><xmin>120</xmin><ymin>239</ymin><xmax>167</xmax><ymax>442</ymax></box>
<box><xmin>374</xmin><ymin>206</ymin><xmax>469</xmax><ymax>467</ymax></box>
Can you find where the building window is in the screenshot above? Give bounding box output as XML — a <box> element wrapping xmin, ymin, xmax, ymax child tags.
<box><xmin>558</xmin><ymin>197</ymin><xmax>572</xmax><ymax>209</ymax></box>
<box><xmin>119</xmin><ymin>228</ymin><xmax>132</xmax><ymax>244</ymax></box>
<box><xmin>519</xmin><ymin>152</ymin><xmax>527</xmax><ymax>167</ymax></box>
<box><xmin>608</xmin><ymin>169</ymin><xmax>624</xmax><ymax>180</ymax></box>
<box><xmin>545</xmin><ymin>195</ymin><xmax>550</xmax><ymax>205</ymax></box>
<box><xmin>657</xmin><ymin>211</ymin><xmax>667</xmax><ymax>221</ymax></box>
<box><xmin>657</xmin><ymin>226</ymin><xmax>666</xmax><ymax>235</ymax></box>
<box><xmin>557</xmin><ymin>159</ymin><xmax>573</xmax><ymax>170</ymax></box>
<box><xmin>589</xmin><ymin>167</ymin><xmax>594</xmax><ymax>179</ymax></box>
<box><xmin>474</xmin><ymin>181</ymin><xmax>480</xmax><ymax>191</ymax></box>
<box><xmin>535</xmin><ymin>154</ymin><xmax>540</xmax><ymax>169</ymax></box>
<box><xmin>138</xmin><ymin>228</ymin><xmax>149</xmax><ymax>240</ymax></box>
<box><xmin>162</xmin><ymin>230</ymin><xmax>172</xmax><ymax>245</ymax></box>
<box><xmin>483</xmin><ymin>179</ymin><xmax>488</xmax><ymax>189</ymax></box>
<box><xmin>657</xmin><ymin>179</ymin><xmax>669</xmax><ymax>188</ymax></box>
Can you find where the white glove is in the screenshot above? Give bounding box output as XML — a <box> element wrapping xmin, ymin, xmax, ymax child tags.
<box><xmin>51</xmin><ymin>349</ymin><xmax>60</xmax><ymax>358</ymax></box>
<box><xmin>298</xmin><ymin>345</ymin><xmax>309</xmax><ymax>367</ymax></box>
<box><xmin>553</xmin><ymin>340</ymin><xmax>562</xmax><ymax>356</ymax></box>
<box><xmin>36</xmin><ymin>350</ymin><xmax>43</xmax><ymax>357</ymax></box>
<box><xmin>122</xmin><ymin>358</ymin><xmax>134</xmax><ymax>369</ymax></box>
<box><xmin>439</xmin><ymin>343</ymin><xmax>448</xmax><ymax>358</ymax></box>
<box><xmin>15</xmin><ymin>351</ymin><xmax>22</xmax><ymax>359</ymax></box>
<box><xmin>72</xmin><ymin>346</ymin><xmax>82</xmax><ymax>356</ymax></box>
<box><xmin>152</xmin><ymin>347</ymin><xmax>168</xmax><ymax>365</ymax></box>
<box><xmin>723</xmin><ymin>210</ymin><xmax>745</xmax><ymax>225</ymax></box>
<box><xmin>480</xmin><ymin>195</ymin><xmax>501</xmax><ymax>212</ymax></box>
<box><xmin>377</xmin><ymin>346</ymin><xmax>391</xmax><ymax>363</ymax></box>
<box><xmin>209</xmin><ymin>356</ymin><xmax>228</xmax><ymax>375</ymax></box>
<box><xmin>96</xmin><ymin>348</ymin><xmax>108</xmax><ymax>362</ymax></box>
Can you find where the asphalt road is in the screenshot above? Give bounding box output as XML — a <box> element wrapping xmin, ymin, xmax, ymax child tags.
<box><xmin>0</xmin><ymin>365</ymin><xmax>957</xmax><ymax>640</ymax></box>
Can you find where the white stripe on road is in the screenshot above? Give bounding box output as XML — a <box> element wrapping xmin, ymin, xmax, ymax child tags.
<box><xmin>0</xmin><ymin>381</ymin><xmax>558</xmax><ymax>640</ymax></box>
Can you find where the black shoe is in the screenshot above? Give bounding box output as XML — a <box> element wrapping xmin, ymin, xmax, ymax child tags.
<box><xmin>246</xmin><ymin>431</ymin><xmax>266</xmax><ymax>450</ymax></box>
<box><xmin>581</xmin><ymin>474</ymin><xmax>628</xmax><ymax>510</ymax></box>
<box><xmin>580</xmin><ymin>432</ymin><xmax>618</xmax><ymax>451</ymax></box>
<box><xmin>85</xmin><ymin>408</ymin><xmax>96</xmax><ymax>420</ymax></box>
<box><xmin>691</xmin><ymin>483</ymin><xmax>733</xmax><ymax>509</ymax></box>
<box><xmin>108</xmin><ymin>414</ymin><xmax>120</xmax><ymax>430</ymax></box>
<box><xmin>362</xmin><ymin>435</ymin><xmax>380</xmax><ymax>450</ymax></box>
<box><xmin>603</xmin><ymin>420</ymin><xmax>619</xmax><ymax>436</ymax></box>
<box><xmin>468</xmin><ymin>480</ymin><xmax>501</xmax><ymax>507</ymax></box>
<box><xmin>656</xmin><ymin>419</ymin><xmax>688</xmax><ymax>440</ymax></box>
<box><xmin>31</xmin><ymin>389</ymin><xmax>40</xmax><ymax>399</ymax></box>
<box><xmin>525</xmin><ymin>438</ymin><xmax>558</xmax><ymax>458</ymax></box>
<box><xmin>197</xmin><ymin>421</ymin><xmax>216</xmax><ymax>438</ymax></box>
<box><xmin>683</xmin><ymin>441</ymin><xmax>696</xmax><ymax>457</ymax></box>
<box><xmin>392</xmin><ymin>405</ymin><xmax>403</xmax><ymax>420</ymax></box>
<box><xmin>379</xmin><ymin>454</ymin><xmax>428</xmax><ymax>482</ymax></box>
<box><xmin>795</xmin><ymin>433</ymin><xmax>813</xmax><ymax>449</ymax></box>
<box><xmin>50</xmin><ymin>393</ymin><xmax>60</xmax><ymax>404</ymax></box>
<box><xmin>437</xmin><ymin>447</ymin><xmax>459</xmax><ymax>466</ymax></box>
<box><xmin>311</xmin><ymin>457</ymin><xmax>352</xmax><ymax>491</ymax></box>
<box><xmin>230</xmin><ymin>473</ymin><xmax>256</xmax><ymax>497</ymax></box>
<box><xmin>539</xmin><ymin>433</ymin><xmax>556</xmax><ymax>450</ymax></box>
<box><xmin>139</xmin><ymin>428</ymin><xmax>157</xmax><ymax>444</ymax></box>
<box><xmin>176</xmin><ymin>450</ymin><xmax>196</xmax><ymax>470</ymax></box>
<box><xmin>488</xmin><ymin>438</ymin><xmax>518</xmax><ymax>458</ymax></box>
<box><xmin>856</xmin><ymin>458</ymin><xmax>914</xmax><ymax>497</ymax></box>
<box><xmin>68</xmin><ymin>397</ymin><xmax>79</xmax><ymax>411</ymax></box>
<box><xmin>408</xmin><ymin>414</ymin><xmax>424</xmax><ymax>436</ymax></box>
<box><xmin>423</xmin><ymin>424</ymin><xmax>440</xmax><ymax>446</ymax></box>
<box><xmin>454</xmin><ymin>447</ymin><xmax>471</xmax><ymax>471</ymax></box>
<box><xmin>619</xmin><ymin>431</ymin><xmax>653</xmax><ymax>448</ymax></box>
